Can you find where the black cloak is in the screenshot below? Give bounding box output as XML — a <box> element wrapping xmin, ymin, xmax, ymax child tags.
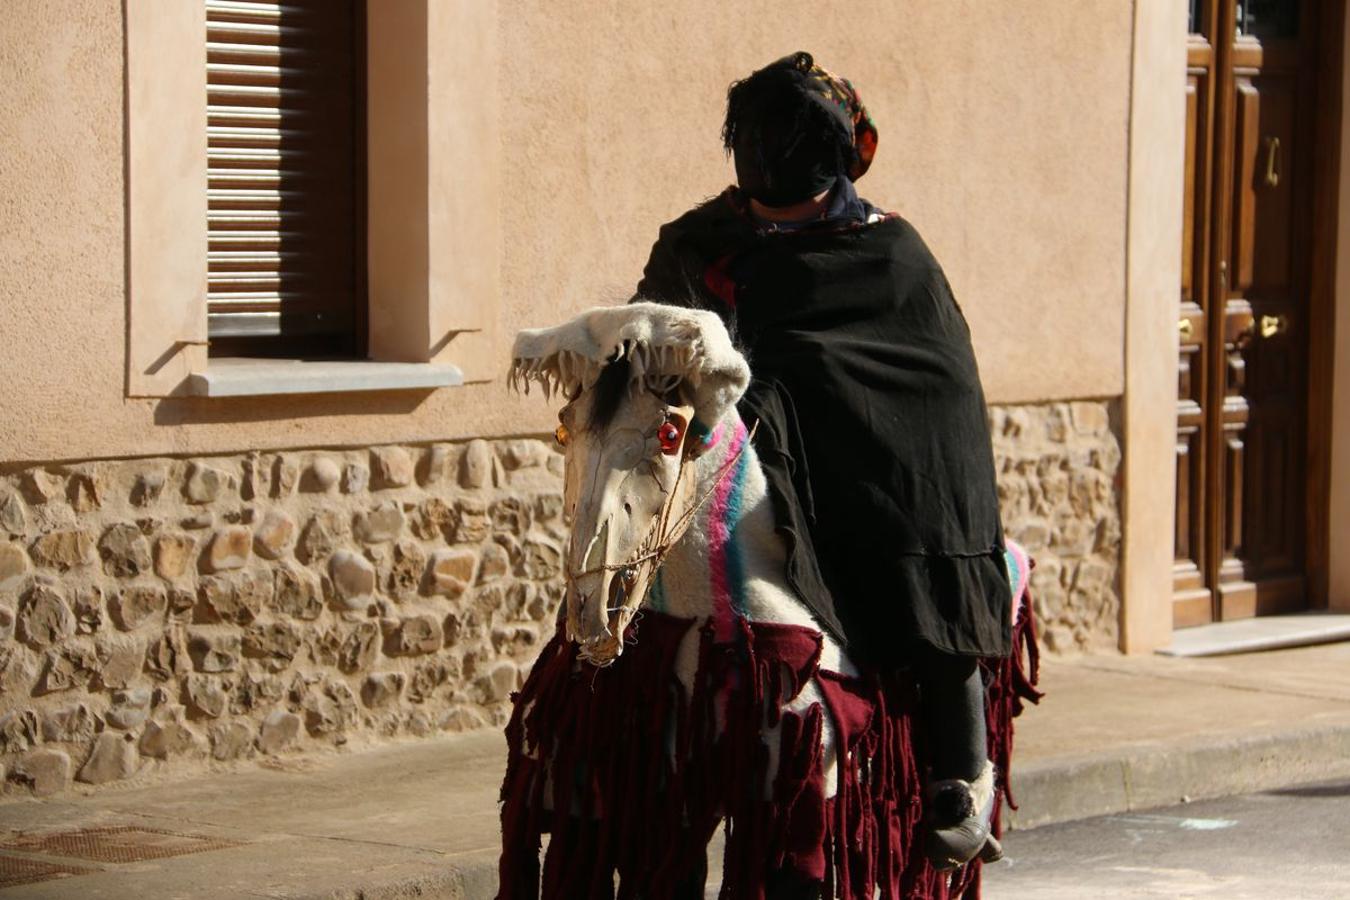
<box><xmin>634</xmin><ymin>187</ymin><xmax>1011</xmax><ymax>665</ymax></box>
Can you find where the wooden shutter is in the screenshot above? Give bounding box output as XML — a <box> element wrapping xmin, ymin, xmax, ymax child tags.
<box><xmin>206</xmin><ymin>0</ymin><xmax>364</xmax><ymax>357</ymax></box>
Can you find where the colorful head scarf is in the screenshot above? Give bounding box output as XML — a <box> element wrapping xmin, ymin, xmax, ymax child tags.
<box><xmin>797</xmin><ymin>53</ymin><xmax>878</xmax><ymax>181</ymax></box>
<box><xmin>722</xmin><ymin>51</ymin><xmax>878</xmax><ymax>197</ymax></box>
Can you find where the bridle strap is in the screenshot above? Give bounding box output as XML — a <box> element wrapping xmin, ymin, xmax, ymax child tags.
<box><xmin>564</xmin><ymin>421</ymin><xmax>757</xmax><ymax>666</ymax></box>
<box><xmin>563</xmin><ymin>419</ymin><xmax>758</xmax><ymax>586</ymax></box>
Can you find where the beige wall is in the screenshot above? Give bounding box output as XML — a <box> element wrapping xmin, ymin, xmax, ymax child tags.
<box><xmin>0</xmin><ymin>1</ymin><xmax>128</xmax><ymax>458</ymax></box>
<box><xmin>1120</xmin><ymin>0</ymin><xmax>1187</xmax><ymax>652</ymax></box>
<box><xmin>123</xmin><ymin>0</ymin><xmax>209</xmax><ymax>398</ymax></box>
<box><xmin>364</xmin><ymin>0</ymin><xmax>500</xmax><ymax>378</ymax></box>
<box><xmin>1331</xmin><ymin>4</ymin><xmax>1350</xmax><ymax>612</ymax></box>
<box><xmin>1</xmin><ymin>1</ymin><xmax>1136</xmax><ymax>465</ymax></box>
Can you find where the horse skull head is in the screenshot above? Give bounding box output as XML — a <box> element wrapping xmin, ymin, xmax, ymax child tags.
<box><xmin>508</xmin><ymin>303</ymin><xmax>751</xmax><ymax>666</ymax></box>
<box><xmin>556</xmin><ymin>362</ymin><xmax>703</xmax><ymax>664</ymax></box>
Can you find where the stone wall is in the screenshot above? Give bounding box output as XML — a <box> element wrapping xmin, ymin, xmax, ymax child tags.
<box><xmin>0</xmin><ymin>439</ymin><xmax>565</xmax><ymax>797</ymax></box>
<box><xmin>0</xmin><ymin>398</ymin><xmax>1121</xmax><ymax>797</ymax></box>
<box><xmin>990</xmin><ymin>401</ymin><xmax>1123</xmax><ymax>653</ymax></box>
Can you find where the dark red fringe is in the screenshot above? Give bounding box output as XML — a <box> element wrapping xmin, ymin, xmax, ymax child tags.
<box><xmin>497</xmin><ymin>590</ymin><xmax>1041</xmax><ymax>899</ymax></box>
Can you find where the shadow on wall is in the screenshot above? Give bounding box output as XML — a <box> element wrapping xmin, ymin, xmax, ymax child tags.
<box><xmin>152</xmin><ymin>390</ymin><xmax>436</xmax><ymax>428</ymax></box>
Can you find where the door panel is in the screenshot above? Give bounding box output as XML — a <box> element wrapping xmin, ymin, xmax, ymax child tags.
<box><xmin>1174</xmin><ymin>0</ymin><xmax>1315</xmax><ymax>627</ymax></box>
<box><xmin>1174</xmin><ymin>30</ymin><xmax>1216</xmax><ymax>623</ymax></box>
<box><xmin>1230</xmin><ymin>76</ymin><xmax>1295</xmax><ymax>292</ymax></box>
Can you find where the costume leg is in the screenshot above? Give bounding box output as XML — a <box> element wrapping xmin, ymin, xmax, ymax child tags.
<box><xmin>920</xmin><ymin>653</ymin><xmax>985</xmax><ymax>782</ymax></box>
<box><xmin>500</xmin><ymin>841</ymin><xmax>541</xmax><ymax>900</ymax></box>
<box><xmin>763</xmin><ymin>867</ymin><xmax>822</xmax><ymax>900</ymax></box>
<box><xmin>667</xmin><ymin>840</ymin><xmax>708</xmax><ymax>900</ymax></box>
<box><xmin>918</xmin><ymin>650</ymin><xmax>1002</xmax><ymax>870</ymax></box>
<box><xmin>540</xmin><ymin>819</ymin><xmax>615</xmax><ymax>900</ymax></box>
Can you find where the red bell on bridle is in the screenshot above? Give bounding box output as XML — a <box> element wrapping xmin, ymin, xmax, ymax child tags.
<box><xmin>658</xmin><ymin>419</ymin><xmax>683</xmax><ymax>454</ymax></box>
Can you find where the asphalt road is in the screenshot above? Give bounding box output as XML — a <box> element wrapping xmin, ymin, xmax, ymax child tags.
<box><xmin>983</xmin><ymin>780</ymin><xmax>1350</xmax><ymax>899</ymax></box>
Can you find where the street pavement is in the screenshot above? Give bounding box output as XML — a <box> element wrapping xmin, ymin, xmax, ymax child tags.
<box><xmin>1</xmin><ymin>642</ymin><xmax>1348</xmax><ymax>898</ymax></box>
<box><xmin>984</xmin><ymin>779</ymin><xmax>1350</xmax><ymax>899</ymax></box>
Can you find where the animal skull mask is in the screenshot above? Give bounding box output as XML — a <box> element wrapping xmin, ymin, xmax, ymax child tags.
<box><xmin>509</xmin><ymin>303</ymin><xmax>751</xmax><ymax>665</ymax></box>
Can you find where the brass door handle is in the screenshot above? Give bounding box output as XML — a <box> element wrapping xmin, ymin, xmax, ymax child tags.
<box><xmin>1178</xmin><ymin>318</ymin><xmax>1194</xmax><ymax>340</ymax></box>
<box><xmin>1264</xmin><ymin>136</ymin><xmax>1281</xmax><ymax>188</ymax></box>
<box><xmin>1259</xmin><ymin>314</ymin><xmax>1288</xmax><ymax>338</ymax></box>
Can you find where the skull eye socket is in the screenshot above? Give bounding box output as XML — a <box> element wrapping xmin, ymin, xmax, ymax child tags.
<box><xmin>554</xmin><ymin>423</ymin><xmax>570</xmax><ymax>447</ymax></box>
<box><xmin>658</xmin><ymin>418</ymin><xmax>684</xmax><ymax>455</ymax></box>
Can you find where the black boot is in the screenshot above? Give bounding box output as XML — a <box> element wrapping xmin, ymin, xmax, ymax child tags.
<box><xmin>926</xmin><ymin>759</ymin><xmax>1003</xmax><ymax>870</ymax></box>
<box><xmin>918</xmin><ymin>652</ymin><xmax>1001</xmax><ymax>870</ymax></box>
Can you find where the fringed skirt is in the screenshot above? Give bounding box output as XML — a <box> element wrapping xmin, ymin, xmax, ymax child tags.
<box><xmin>497</xmin><ymin>591</ymin><xmax>1039</xmax><ymax>900</ymax></box>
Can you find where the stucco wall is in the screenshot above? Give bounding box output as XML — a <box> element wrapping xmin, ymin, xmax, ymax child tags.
<box><xmin>1120</xmin><ymin>0</ymin><xmax>1186</xmax><ymax>651</ymax></box>
<box><xmin>0</xmin><ymin>1</ymin><xmax>128</xmax><ymax>460</ymax></box>
<box><xmin>0</xmin><ymin>0</ymin><xmax>1134</xmax><ymax>465</ymax></box>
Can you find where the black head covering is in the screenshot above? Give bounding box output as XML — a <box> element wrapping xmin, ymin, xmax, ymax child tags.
<box><xmin>723</xmin><ymin>52</ymin><xmax>879</xmax><ymax>207</ymax></box>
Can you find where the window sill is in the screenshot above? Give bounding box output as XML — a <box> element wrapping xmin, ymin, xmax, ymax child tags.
<box><xmin>186</xmin><ymin>358</ymin><xmax>464</xmax><ymax>398</ymax></box>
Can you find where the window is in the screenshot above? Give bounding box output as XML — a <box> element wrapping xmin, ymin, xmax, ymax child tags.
<box><xmin>124</xmin><ymin>0</ymin><xmax>499</xmax><ymax>398</ymax></box>
<box><xmin>206</xmin><ymin>0</ymin><xmax>366</xmax><ymax>358</ymax></box>
<box><xmin>1236</xmin><ymin>0</ymin><xmax>1299</xmax><ymax>38</ymax></box>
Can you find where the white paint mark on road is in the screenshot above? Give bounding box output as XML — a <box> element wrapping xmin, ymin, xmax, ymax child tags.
<box><xmin>1115</xmin><ymin>813</ymin><xmax>1237</xmax><ymax>831</ymax></box>
<box><xmin>1178</xmin><ymin>818</ymin><xmax>1237</xmax><ymax>831</ymax></box>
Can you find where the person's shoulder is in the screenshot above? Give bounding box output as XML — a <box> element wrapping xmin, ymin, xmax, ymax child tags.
<box><xmin>852</xmin><ymin>202</ymin><xmax>918</xmax><ymax>240</ymax></box>
<box><xmin>634</xmin><ymin>189</ymin><xmax>745</xmax><ymax>308</ymax></box>
<box><xmin>659</xmin><ymin>187</ymin><xmax>741</xmax><ymax>234</ymax></box>
<box><xmin>855</xmin><ymin>207</ymin><xmax>941</xmax><ymax>271</ymax></box>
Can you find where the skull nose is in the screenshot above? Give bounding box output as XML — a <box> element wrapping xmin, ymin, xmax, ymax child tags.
<box><xmin>576</xmin><ymin>570</ymin><xmax>615</xmax><ymax>638</ymax></box>
<box><xmin>567</xmin><ymin>516</ymin><xmax>616</xmax><ymax>642</ymax></box>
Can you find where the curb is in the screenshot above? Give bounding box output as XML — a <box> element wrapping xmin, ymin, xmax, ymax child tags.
<box><xmin>295</xmin><ymin>858</ymin><xmax>498</xmax><ymax>900</ymax></box>
<box><xmin>1004</xmin><ymin>718</ymin><xmax>1350</xmax><ymax>830</ymax></box>
<box><xmin>297</xmin><ymin>719</ymin><xmax>1350</xmax><ymax>899</ymax></box>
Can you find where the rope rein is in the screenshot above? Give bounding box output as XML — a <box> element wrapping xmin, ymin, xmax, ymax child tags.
<box><xmin>563</xmin><ymin>419</ymin><xmax>759</xmax><ymax>588</ymax></box>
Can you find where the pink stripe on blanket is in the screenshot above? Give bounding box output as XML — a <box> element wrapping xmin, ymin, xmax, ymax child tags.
<box><xmin>706</xmin><ymin>421</ymin><xmax>746</xmax><ymax>643</ymax></box>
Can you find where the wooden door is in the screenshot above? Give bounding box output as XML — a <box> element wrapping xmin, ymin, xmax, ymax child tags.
<box><xmin>1174</xmin><ymin>0</ymin><xmax>1327</xmax><ymax>626</ymax></box>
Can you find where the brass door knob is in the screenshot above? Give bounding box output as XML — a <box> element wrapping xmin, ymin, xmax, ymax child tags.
<box><xmin>1259</xmin><ymin>314</ymin><xmax>1288</xmax><ymax>338</ymax></box>
<box><xmin>1264</xmin><ymin>136</ymin><xmax>1281</xmax><ymax>189</ymax></box>
<box><xmin>1178</xmin><ymin>318</ymin><xmax>1194</xmax><ymax>340</ymax></box>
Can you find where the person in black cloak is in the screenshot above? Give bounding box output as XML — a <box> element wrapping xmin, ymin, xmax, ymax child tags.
<box><xmin>632</xmin><ymin>51</ymin><xmax>1012</xmax><ymax>871</ymax></box>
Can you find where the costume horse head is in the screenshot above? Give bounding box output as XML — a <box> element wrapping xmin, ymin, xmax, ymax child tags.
<box><xmin>499</xmin><ymin>302</ymin><xmax>1035</xmax><ymax>898</ymax></box>
<box><xmin>509</xmin><ymin>302</ymin><xmax>752</xmax><ymax>666</ymax></box>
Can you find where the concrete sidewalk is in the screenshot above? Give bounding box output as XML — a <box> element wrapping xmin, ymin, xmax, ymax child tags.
<box><xmin>2</xmin><ymin>641</ymin><xmax>1349</xmax><ymax>898</ymax></box>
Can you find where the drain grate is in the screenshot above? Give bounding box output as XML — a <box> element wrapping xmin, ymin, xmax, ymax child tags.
<box><xmin>0</xmin><ymin>854</ymin><xmax>96</xmax><ymax>889</ymax></box>
<box><xmin>0</xmin><ymin>825</ymin><xmax>244</xmax><ymax>863</ymax></box>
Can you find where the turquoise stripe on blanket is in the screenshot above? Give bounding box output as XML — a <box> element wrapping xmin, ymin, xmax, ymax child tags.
<box><xmin>1003</xmin><ymin>539</ymin><xmax>1031</xmax><ymax>626</ymax></box>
